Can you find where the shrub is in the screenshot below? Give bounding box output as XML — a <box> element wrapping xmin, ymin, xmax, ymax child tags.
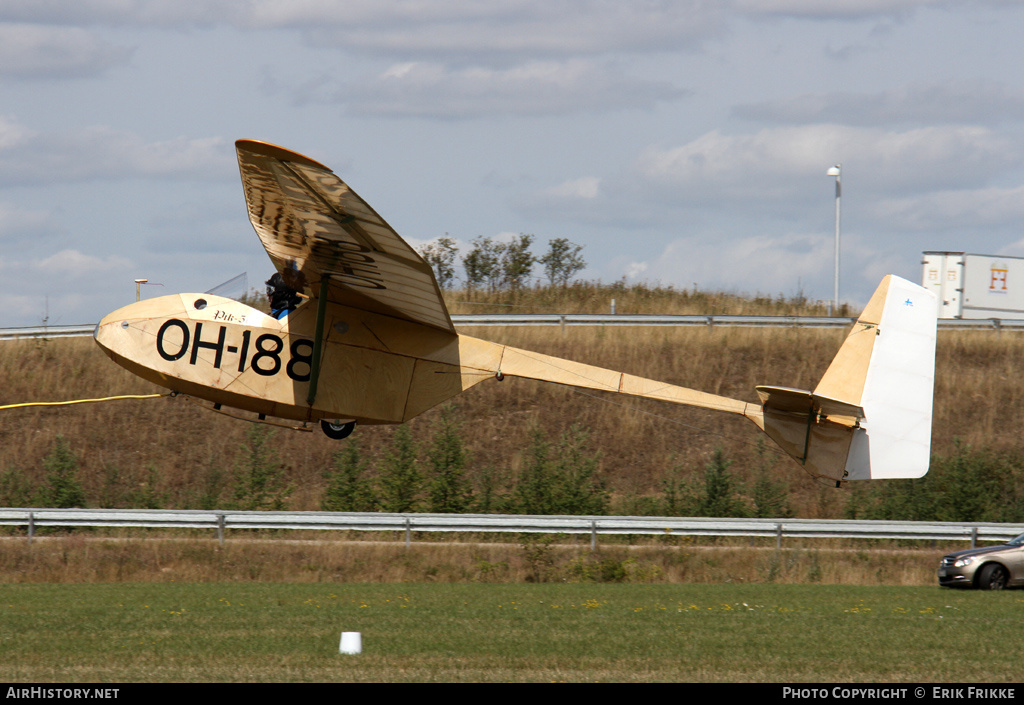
<box><xmin>426</xmin><ymin>406</ymin><xmax>473</xmax><ymax>513</ymax></box>
<box><xmin>322</xmin><ymin>439</ymin><xmax>377</xmax><ymax>512</ymax></box>
<box><xmin>230</xmin><ymin>425</ymin><xmax>293</xmax><ymax>511</ymax></box>
<box><xmin>37</xmin><ymin>436</ymin><xmax>86</xmax><ymax>508</ymax></box>
<box><xmin>378</xmin><ymin>425</ymin><xmax>421</xmax><ymax>513</ymax></box>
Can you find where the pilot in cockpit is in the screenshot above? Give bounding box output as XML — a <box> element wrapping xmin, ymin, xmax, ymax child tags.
<box><xmin>266</xmin><ymin>272</ymin><xmax>301</xmax><ymax>319</ymax></box>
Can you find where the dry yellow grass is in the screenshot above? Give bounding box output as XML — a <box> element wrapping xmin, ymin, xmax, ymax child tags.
<box><xmin>444</xmin><ymin>281</ymin><xmax>839</xmax><ymax>316</ymax></box>
<box><xmin>0</xmin><ymin>534</ymin><xmax>946</xmax><ymax>586</ymax></box>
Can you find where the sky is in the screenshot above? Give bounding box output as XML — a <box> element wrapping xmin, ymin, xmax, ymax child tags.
<box><xmin>2</xmin><ymin>0</ymin><xmax>1024</xmax><ymax>326</ymax></box>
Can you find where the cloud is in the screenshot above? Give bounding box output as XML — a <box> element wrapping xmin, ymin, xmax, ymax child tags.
<box><xmin>736</xmin><ymin>0</ymin><xmax>937</xmax><ymax>21</ymax></box>
<box><xmin>633</xmin><ymin>124</ymin><xmax>1020</xmax><ymax>206</ymax></box>
<box><xmin>0</xmin><ymin>122</ymin><xmax>229</xmax><ymax>185</ymax></box>
<box><xmin>545</xmin><ymin>177</ymin><xmax>602</xmax><ymax>200</ymax></box>
<box><xmin>622</xmin><ymin>231</ymin><xmax>836</xmax><ymax>294</ymax></box>
<box><xmin>143</xmin><ymin>199</ymin><xmax>254</xmax><ymax>255</ymax></box>
<box><xmin>1</xmin><ymin>2</ymin><xmax>727</xmax><ymax>63</ymax></box>
<box><xmin>260</xmin><ymin>1</ymin><xmax>729</xmax><ymax>63</ymax></box>
<box><xmin>35</xmin><ymin>248</ymin><xmax>132</xmax><ymax>274</ymax></box>
<box><xmin>515</xmin><ymin>172</ymin><xmax>661</xmax><ymax>231</ymax></box>
<box><xmin>0</xmin><ymin>0</ymin><xmax>965</xmax><ymax>36</ymax></box>
<box><xmin>734</xmin><ymin>82</ymin><xmax>1024</xmax><ymax>127</ymax></box>
<box><xmin>871</xmin><ymin>185</ymin><xmax>1024</xmax><ymax>232</ymax></box>
<box><xmin>0</xmin><ymin>1</ymin><xmax>243</xmax><ymax>28</ymax></box>
<box><xmin>0</xmin><ymin>202</ymin><xmax>60</xmax><ymax>242</ymax></box>
<box><xmin>739</xmin><ymin>0</ymin><xmax>1022</xmax><ymax>21</ymax></box>
<box><xmin>610</xmin><ymin>227</ymin><xmax>901</xmax><ymax>306</ymax></box>
<box><xmin>0</xmin><ymin>115</ymin><xmax>37</xmax><ymax>149</ymax></box>
<box><xmin>0</xmin><ymin>24</ymin><xmax>131</xmax><ymax>78</ymax></box>
<box><xmin>304</xmin><ymin>60</ymin><xmax>686</xmax><ymax>118</ymax></box>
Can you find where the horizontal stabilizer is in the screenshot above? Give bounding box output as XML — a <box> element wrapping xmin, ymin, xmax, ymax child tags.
<box><xmin>756</xmin><ymin>385</ymin><xmax>865</xmax><ymax>420</ymax></box>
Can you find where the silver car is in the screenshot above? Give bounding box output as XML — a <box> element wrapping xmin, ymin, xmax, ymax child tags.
<box><xmin>938</xmin><ymin>532</ymin><xmax>1024</xmax><ymax>589</ymax></box>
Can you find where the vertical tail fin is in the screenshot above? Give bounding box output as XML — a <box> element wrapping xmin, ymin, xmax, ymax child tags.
<box><xmin>755</xmin><ymin>275</ymin><xmax>937</xmax><ymax>483</ymax></box>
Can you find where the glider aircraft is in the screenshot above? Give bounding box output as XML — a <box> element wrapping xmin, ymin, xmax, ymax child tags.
<box><xmin>94</xmin><ymin>140</ymin><xmax>938</xmax><ymax>485</ymax></box>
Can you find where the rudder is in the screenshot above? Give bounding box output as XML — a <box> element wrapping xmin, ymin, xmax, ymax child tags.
<box><xmin>755</xmin><ymin>276</ymin><xmax>937</xmax><ymax>483</ymax></box>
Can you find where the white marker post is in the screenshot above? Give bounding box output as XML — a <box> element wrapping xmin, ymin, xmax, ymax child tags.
<box><xmin>339</xmin><ymin>631</ymin><xmax>362</xmax><ymax>655</ymax></box>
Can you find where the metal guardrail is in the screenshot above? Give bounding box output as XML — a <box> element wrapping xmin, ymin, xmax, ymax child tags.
<box><xmin>2</xmin><ymin>316</ymin><xmax>1023</xmax><ymax>340</ymax></box>
<box><xmin>0</xmin><ymin>324</ymin><xmax>97</xmax><ymax>340</ymax></box>
<box><xmin>452</xmin><ymin>314</ymin><xmax>858</xmax><ymax>328</ymax></box>
<box><xmin>1</xmin><ymin>508</ymin><xmax>1020</xmax><ymax>550</ymax></box>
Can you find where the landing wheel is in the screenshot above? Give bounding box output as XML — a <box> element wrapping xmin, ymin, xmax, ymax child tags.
<box><xmin>320</xmin><ymin>419</ymin><xmax>356</xmax><ymax>440</ymax></box>
<box><xmin>978</xmin><ymin>563</ymin><xmax>1009</xmax><ymax>590</ymax></box>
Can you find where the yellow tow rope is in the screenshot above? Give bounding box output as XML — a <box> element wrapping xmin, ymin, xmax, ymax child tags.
<box><xmin>0</xmin><ymin>392</ymin><xmax>171</xmax><ymax>411</ymax></box>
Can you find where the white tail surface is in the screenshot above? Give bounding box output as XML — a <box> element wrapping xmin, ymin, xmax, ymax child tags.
<box><xmin>755</xmin><ymin>275</ymin><xmax>937</xmax><ymax>483</ymax></box>
<box><xmin>837</xmin><ymin>276</ymin><xmax>937</xmax><ymax>480</ymax></box>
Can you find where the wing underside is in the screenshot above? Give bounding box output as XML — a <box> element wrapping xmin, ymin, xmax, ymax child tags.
<box><xmin>235</xmin><ymin>139</ymin><xmax>454</xmax><ymax>334</ymax></box>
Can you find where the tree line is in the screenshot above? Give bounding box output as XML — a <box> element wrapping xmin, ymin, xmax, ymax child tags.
<box><xmin>0</xmin><ymin>408</ymin><xmax>781</xmax><ymax>518</ymax></box>
<box><xmin>5</xmin><ymin>417</ymin><xmax>1022</xmax><ymax>524</ymax></box>
<box><xmin>418</xmin><ymin>235</ymin><xmax>586</xmax><ymax>291</ymax></box>
<box><xmin>844</xmin><ymin>441</ymin><xmax>1024</xmax><ymax>524</ymax></box>
<box><xmin>0</xmin><ymin>408</ymin><xmax>608</xmax><ymax>516</ymax></box>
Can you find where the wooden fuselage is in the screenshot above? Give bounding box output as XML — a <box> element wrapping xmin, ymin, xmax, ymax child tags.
<box><xmin>94</xmin><ymin>291</ymin><xmax>762</xmax><ymax>431</ymax></box>
<box><xmin>94</xmin><ymin>293</ymin><xmax>502</xmax><ymax>425</ymax></box>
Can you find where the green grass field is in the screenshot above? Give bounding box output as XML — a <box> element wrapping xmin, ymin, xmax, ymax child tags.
<box><xmin>1</xmin><ymin>582</ymin><xmax>1020</xmax><ymax>682</ymax></box>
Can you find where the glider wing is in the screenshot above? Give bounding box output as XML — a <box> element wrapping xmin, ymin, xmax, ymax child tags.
<box><xmin>235</xmin><ymin>139</ymin><xmax>454</xmax><ymax>334</ymax></box>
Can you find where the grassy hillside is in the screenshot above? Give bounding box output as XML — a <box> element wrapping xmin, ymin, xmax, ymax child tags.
<box><xmin>1</xmin><ymin>284</ymin><xmax>1021</xmax><ymax>520</ymax></box>
<box><xmin>443</xmin><ymin>280</ymin><xmax>841</xmax><ymax>316</ymax></box>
